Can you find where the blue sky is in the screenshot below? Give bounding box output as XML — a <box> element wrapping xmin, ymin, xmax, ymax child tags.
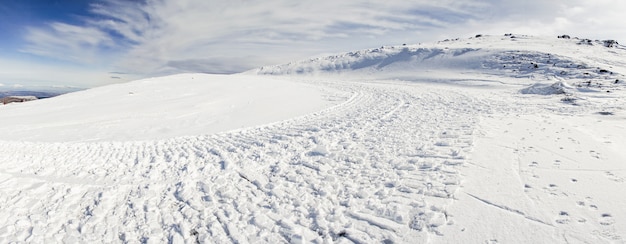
<box><xmin>1</xmin><ymin>0</ymin><xmax>626</xmax><ymax>89</ymax></box>
<box><xmin>0</xmin><ymin>1</ymin><xmax>88</xmax><ymax>34</ymax></box>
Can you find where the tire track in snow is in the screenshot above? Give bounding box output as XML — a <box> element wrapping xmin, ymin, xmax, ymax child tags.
<box><xmin>0</xmin><ymin>79</ymin><xmax>489</xmax><ymax>243</ymax></box>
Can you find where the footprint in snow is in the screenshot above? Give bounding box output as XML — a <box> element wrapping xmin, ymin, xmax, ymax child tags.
<box><xmin>555</xmin><ymin>211</ymin><xmax>571</xmax><ymax>224</ymax></box>
<box><xmin>485</xmin><ymin>239</ymin><xmax>499</xmax><ymax>244</ymax></box>
<box><xmin>542</xmin><ymin>184</ymin><xmax>564</xmax><ymax>196</ymax></box>
<box><xmin>605</xmin><ymin>171</ymin><xmax>624</xmax><ymax>183</ymax></box>
<box><xmin>576</xmin><ymin>199</ymin><xmax>602</xmax><ymax>215</ymax></box>
<box><xmin>524</xmin><ymin>184</ymin><xmax>532</xmax><ymax>189</ymax></box>
<box><xmin>600</xmin><ymin>213</ymin><xmax>616</xmax><ymax>226</ymax></box>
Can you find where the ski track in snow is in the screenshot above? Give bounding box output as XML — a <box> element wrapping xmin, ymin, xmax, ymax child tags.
<box><xmin>0</xmin><ymin>79</ymin><xmax>491</xmax><ymax>243</ymax></box>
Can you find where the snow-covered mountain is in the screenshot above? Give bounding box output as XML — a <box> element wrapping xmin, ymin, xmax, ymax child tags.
<box><xmin>254</xmin><ymin>34</ymin><xmax>626</xmax><ymax>112</ymax></box>
<box><xmin>1</xmin><ymin>35</ymin><xmax>625</xmax><ymax>243</ymax></box>
<box><xmin>256</xmin><ymin>35</ymin><xmax>625</xmax><ymax>77</ymax></box>
<box><xmin>255</xmin><ymin>34</ymin><xmax>625</xmax><ymax>94</ymax></box>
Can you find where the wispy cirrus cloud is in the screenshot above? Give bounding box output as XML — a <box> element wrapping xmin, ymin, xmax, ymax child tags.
<box><xmin>21</xmin><ymin>22</ymin><xmax>116</xmax><ymax>64</ymax></box>
<box><xmin>18</xmin><ymin>0</ymin><xmax>626</xmax><ymax>83</ymax></box>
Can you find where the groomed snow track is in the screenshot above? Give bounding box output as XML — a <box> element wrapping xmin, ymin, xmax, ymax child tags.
<box><xmin>0</xmin><ymin>79</ymin><xmax>491</xmax><ymax>243</ymax></box>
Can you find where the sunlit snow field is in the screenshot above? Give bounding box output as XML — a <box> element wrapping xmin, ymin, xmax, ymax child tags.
<box><xmin>1</xmin><ymin>35</ymin><xmax>625</xmax><ymax>243</ymax></box>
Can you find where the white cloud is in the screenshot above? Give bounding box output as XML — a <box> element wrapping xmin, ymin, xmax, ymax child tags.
<box><xmin>19</xmin><ymin>0</ymin><xmax>626</xmax><ymax>79</ymax></box>
<box><xmin>459</xmin><ymin>0</ymin><xmax>626</xmax><ymax>40</ymax></box>
<box><xmin>21</xmin><ymin>22</ymin><xmax>116</xmax><ymax>64</ymax></box>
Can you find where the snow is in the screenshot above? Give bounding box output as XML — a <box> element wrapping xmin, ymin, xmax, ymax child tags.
<box><xmin>450</xmin><ymin>112</ymin><xmax>626</xmax><ymax>243</ymax></box>
<box><xmin>0</xmin><ymin>73</ymin><xmax>344</xmax><ymax>142</ymax></box>
<box><xmin>1</xmin><ymin>35</ymin><xmax>625</xmax><ymax>243</ymax></box>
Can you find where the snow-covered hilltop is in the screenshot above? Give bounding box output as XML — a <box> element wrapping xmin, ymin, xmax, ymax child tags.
<box><xmin>257</xmin><ymin>34</ymin><xmax>625</xmax><ymax>76</ymax></box>
<box><xmin>1</xmin><ymin>35</ymin><xmax>625</xmax><ymax>243</ymax></box>
<box><xmin>0</xmin><ymin>74</ymin><xmax>343</xmax><ymax>142</ymax></box>
<box><xmin>256</xmin><ymin>34</ymin><xmax>625</xmax><ymax>93</ymax></box>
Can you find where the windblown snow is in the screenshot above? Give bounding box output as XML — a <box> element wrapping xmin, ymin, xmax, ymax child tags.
<box><xmin>1</xmin><ymin>35</ymin><xmax>625</xmax><ymax>243</ymax></box>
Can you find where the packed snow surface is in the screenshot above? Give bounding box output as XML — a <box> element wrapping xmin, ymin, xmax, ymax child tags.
<box><xmin>1</xmin><ymin>35</ymin><xmax>625</xmax><ymax>243</ymax></box>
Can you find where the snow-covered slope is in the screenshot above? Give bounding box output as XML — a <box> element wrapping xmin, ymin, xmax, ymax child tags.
<box><xmin>255</xmin><ymin>35</ymin><xmax>625</xmax><ymax>91</ymax></box>
<box><xmin>0</xmin><ymin>73</ymin><xmax>345</xmax><ymax>142</ymax></box>
<box><xmin>1</xmin><ymin>35</ymin><xmax>626</xmax><ymax>243</ymax></box>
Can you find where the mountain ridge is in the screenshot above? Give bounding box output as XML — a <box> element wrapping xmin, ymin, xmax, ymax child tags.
<box><xmin>253</xmin><ymin>34</ymin><xmax>625</xmax><ymax>85</ymax></box>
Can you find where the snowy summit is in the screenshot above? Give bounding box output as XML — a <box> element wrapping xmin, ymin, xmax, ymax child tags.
<box><xmin>1</xmin><ymin>35</ymin><xmax>625</xmax><ymax>243</ymax></box>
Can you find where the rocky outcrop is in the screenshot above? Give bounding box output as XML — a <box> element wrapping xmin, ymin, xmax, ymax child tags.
<box><xmin>1</xmin><ymin>96</ymin><xmax>38</xmax><ymax>105</ymax></box>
